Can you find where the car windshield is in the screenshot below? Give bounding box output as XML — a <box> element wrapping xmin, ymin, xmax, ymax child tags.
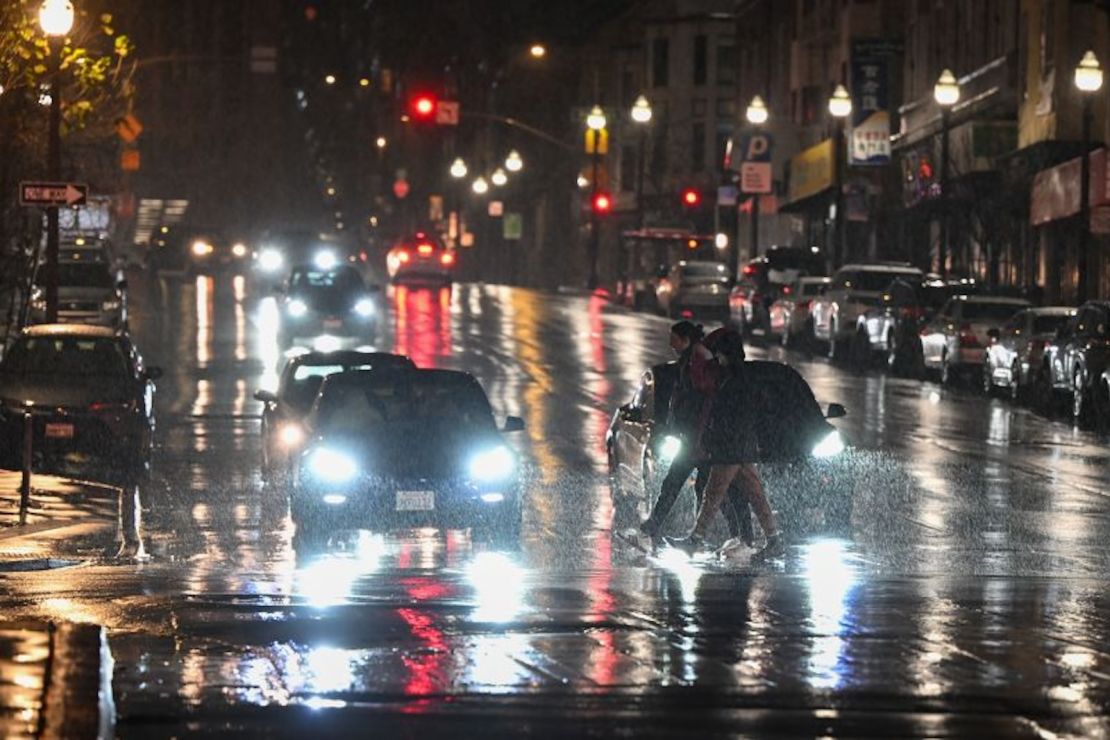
<box><xmin>765</xmin><ymin>250</ymin><xmax>824</xmax><ymax>275</ymax></box>
<box><xmin>1033</xmin><ymin>315</ymin><xmax>1070</xmax><ymax>334</ymax></box>
<box><xmin>1</xmin><ymin>337</ymin><xmax>127</xmax><ymax>377</ymax></box>
<box><xmin>852</xmin><ymin>271</ymin><xmax>920</xmax><ymax>292</ymax></box>
<box><xmin>291</xmin><ymin>268</ymin><xmax>362</xmax><ymax>292</ymax></box>
<box><xmin>681</xmin><ymin>263</ymin><xmax>728</xmax><ymax>279</ymax></box>
<box><xmin>962</xmin><ymin>302</ymin><xmax>1027</xmax><ymax>321</ymax></box>
<box><xmin>317</xmin><ymin>376</ymin><xmax>495</xmax><ymax>435</ymax></box>
<box><xmin>56</xmin><ymin>263</ymin><xmax>115</xmax><ymax>288</ymax></box>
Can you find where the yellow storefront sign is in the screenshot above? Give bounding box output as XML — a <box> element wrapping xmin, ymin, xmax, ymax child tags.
<box><xmin>787</xmin><ymin>139</ymin><xmax>834</xmax><ymax>204</ymax></box>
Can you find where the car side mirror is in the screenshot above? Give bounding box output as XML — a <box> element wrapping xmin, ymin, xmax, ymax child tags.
<box><xmin>144</xmin><ymin>366</ymin><xmax>163</xmax><ymax>381</ymax></box>
<box><xmin>826</xmin><ymin>403</ymin><xmax>847</xmax><ymax>419</ymax></box>
<box><xmin>254</xmin><ymin>390</ymin><xmax>278</xmax><ymax>404</ymax></box>
<box><xmin>502</xmin><ymin>416</ymin><xmax>525</xmax><ymax>433</ymax></box>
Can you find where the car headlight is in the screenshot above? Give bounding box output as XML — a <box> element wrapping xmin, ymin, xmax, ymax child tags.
<box><xmin>314</xmin><ymin>250</ymin><xmax>338</xmax><ymax>271</ymax></box>
<box><xmin>257</xmin><ymin>248</ymin><xmax>283</xmax><ymax>273</ymax></box>
<box><xmin>812</xmin><ymin>430</ymin><xmax>845</xmax><ymax>458</ymax></box>
<box><xmin>232</xmin><ymin>242</ymin><xmax>249</xmax><ymax>258</ymax></box>
<box><xmin>192</xmin><ymin>240</ymin><xmax>214</xmax><ymax>256</ymax></box>
<box><xmin>469</xmin><ymin>445</ymin><xmax>515</xmax><ymax>483</ymax></box>
<box><xmin>353</xmin><ymin>298</ymin><xmax>375</xmax><ymax>317</ymax></box>
<box><xmin>659</xmin><ymin>435</ymin><xmax>682</xmax><ymax>462</ymax></box>
<box><xmin>102</xmin><ymin>299</ymin><xmax>121</xmax><ymax>311</ymax></box>
<box><xmin>278</xmin><ymin>422</ymin><xmax>305</xmax><ymax>448</ymax></box>
<box><xmin>287</xmin><ymin>299</ymin><xmax>308</xmax><ymax>317</ymax></box>
<box><xmin>307</xmin><ymin>447</ymin><xmax>358</xmax><ymax>484</ymax></box>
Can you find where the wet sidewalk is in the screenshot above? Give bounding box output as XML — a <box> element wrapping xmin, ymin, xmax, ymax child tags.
<box><xmin>0</xmin><ymin>470</ymin><xmax>120</xmax><ymax>560</ymax></box>
<box><xmin>0</xmin><ymin>621</ymin><xmax>114</xmax><ymax>739</ymax></box>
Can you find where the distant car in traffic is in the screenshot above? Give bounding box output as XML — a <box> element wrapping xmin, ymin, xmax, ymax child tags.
<box><xmin>656</xmin><ymin>260</ymin><xmax>731</xmax><ymax>320</ymax></box>
<box><xmin>148</xmin><ymin>229</ymin><xmax>250</xmax><ymax>276</ymax></box>
<box><xmin>768</xmin><ymin>276</ymin><xmax>830</xmax><ymax>347</ymax></box>
<box><xmin>0</xmin><ymin>325</ymin><xmax>161</xmax><ymax>470</ymax></box>
<box><xmin>983</xmin><ymin>307</ymin><xmax>1074</xmax><ymax>401</ymax></box>
<box><xmin>810</xmin><ymin>263</ymin><xmax>924</xmax><ymax>359</ymax></box>
<box><xmin>1037</xmin><ymin>301</ymin><xmax>1110</xmax><ymax>428</ymax></box>
<box><xmin>277</xmin><ymin>265</ymin><xmax>381</xmax><ymax>349</ymax></box>
<box><xmin>386</xmin><ymin>233</ymin><xmax>456</xmax><ymax>285</ymax></box>
<box><xmin>251</xmin><ymin>231</ymin><xmax>368</xmax><ymax>292</ymax></box>
<box><xmin>606</xmin><ymin>360</ymin><xmax>852</xmax><ymax>536</ymax></box>
<box><xmin>729</xmin><ymin>246</ymin><xmax>826</xmax><ymax>335</ymax></box>
<box><xmin>289</xmin><ymin>368</ymin><xmax>525</xmax><ymax>545</ymax></box>
<box><xmin>919</xmin><ymin>295</ymin><xmax>1031</xmax><ymax>385</ymax></box>
<box><xmin>28</xmin><ymin>257</ymin><xmax>128</xmax><ymax>329</ymax></box>
<box><xmin>255</xmin><ymin>350</ymin><xmax>415</xmax><ymax>485</ymax></box>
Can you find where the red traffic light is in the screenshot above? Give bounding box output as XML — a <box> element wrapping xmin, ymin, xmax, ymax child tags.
<box><xmin>681</xmin><ymin>188</ymin><xmax>701</xmax><ymax>207</ymax></box>
<box><xmin>592</xmin><ymin>192</ymin><xmax>613</xmax><ymax>214</ymax></box>
<box><xmin>411</xmin><ymin>94</ymin><xmax>437</xmax><ymax>119</ymax></box>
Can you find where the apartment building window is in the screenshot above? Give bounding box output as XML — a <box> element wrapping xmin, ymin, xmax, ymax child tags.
<box><xmin>652</xmin><ymin>38</ymin><xmax>669</xmax><ymax>88</ymax></box>
<box><xmin>716</xmin><ymin>98</ymin><xmax>736</xmax><ymax>119</ymax></box>
<box><xmin>692</xmin><ymin>122</ymin><xmax>706</xmax><ymax>172</ymax></box>
<box><xmin>694</xmin><ymin>35</ymin><xmax>708</xmax><ymax>86</ymax></box>
<box><xmin>692</xmin><ymin>98</ymin><xmax>707</xmax><ymax>118</ymax></box>
<box><xmin>717</xmin><ymin>43</ymin><xmax>736</xmax><ymax>86</ymax></box>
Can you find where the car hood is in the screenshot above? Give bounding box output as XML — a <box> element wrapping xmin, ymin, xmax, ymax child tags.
<box><xmin>0</xmin><ymin>374</ymin><xmax>133</xmax><ymax>410</ymax></box>
<box><xmin>310</xmin><ymin>427</ymin><xmax>507</xmax><ymax>480</ymax></box>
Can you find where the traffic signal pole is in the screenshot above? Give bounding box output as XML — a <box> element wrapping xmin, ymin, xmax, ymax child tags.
<box><xmin>587</xmin><ymin>130</ymin><xmax>600</xmax><ymax>290</ymax></box>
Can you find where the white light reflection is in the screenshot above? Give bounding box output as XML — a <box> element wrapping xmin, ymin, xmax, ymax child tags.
<box><xmin>255</xmin><ymin>296</ymin><xmax>282</xmax><ymax>392</ymax></box>
<box><xmin>654</xmin><ymin>547</ymin><xmax>704</xmax><ymax>604</ymax></box>
<box><xmin>295</xmin><ymin>534</ymin><xmax>386</xmax><ymax>608</ymax></box>
<box><xmin>304</xmin><ymin>646</ymin><xmax>356</xmax><ymax>694</ymax></box>
<box><xmin>314</xmin><ymin>335</ymin><xmax>342</xmax><ymax>353</ymax></box>
<box><xmin>465</xmin><ymin>552</ymin><xmax>526</xmax><ymax>623</ymax></box>
<box><xmin>802</xmin><ymin>539</ymin><xmax>859</xmax><ymax>689</ymax></box>
<box><xmin>195</xmin><ymin>276</ymin><xmax>213</xmax><ymax>367</ymax></box>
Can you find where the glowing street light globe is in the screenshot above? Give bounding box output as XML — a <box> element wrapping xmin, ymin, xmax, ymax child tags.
<box><xmin>39</xmin><ymin>0</ymin><xmax>74</xmax><ymax>36</ymax></box>
<box><xmin>505</xmin><ymin>150</ymin><xmax>524</xmax><ymax>173</ymax></box>
<box><xmin>530</xmin><ymin>44</ymin><xmax>547</xmax><ymax>59</ymax></box>
<box><xmin>631</xmin><ymin>95</ymin><xmax>653</xmax><ymax>124</ymax></box>
<box><xmin>491</xmin><ymin>168</ymin><xmax>508</xmax><ymax>187</ymax></box>
<box><xmin>450</xmin><ymin>158</ymin><xmax>468</xmax><ymax>179</ymax></box>
<box><xmin>746</xmin><ymin>95</ymin><xmax>769</xmax><ymax>125</ymax></box>
<box><xmin>1075</xmin><ymin>51</ymin><xmax>1104</xmax><ymax>93</ymax></box>
<box><xmin>586</xmin><ymin>105</ymin><xmax>607</xmax><ymax>131</ymax></box>
<box><xmin>828</xmin><ymin>84</ymin><xmax>852</xmax><ymax>118</ymax></box>
<box><xmin>472</xmin><ymin>177</ymin><xmax>490</xmax><ymax>195</ymax></box>
<box><xmin>934</xmin><ymin>69</ymin><xmax>960</xmax><ymax>107</ymax></box>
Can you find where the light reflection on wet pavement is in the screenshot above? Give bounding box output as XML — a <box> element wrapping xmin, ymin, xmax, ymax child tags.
<box><xmin>4</xmin><ymin>273</ymin><xmax>1110</xmax><ymax>735</ymax></box>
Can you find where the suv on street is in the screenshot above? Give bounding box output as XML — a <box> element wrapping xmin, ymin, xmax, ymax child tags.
<box><xmin>29</xmin><ymin>257</ymin><xmax>128</xmax><ymax>329</ymax></box>
<box><xmin>1037</xmin><ymin>301</ymin><xmax>1110</xmax><ymax>428</ymax></box>
<box><xmin>810</xmin><ymin>263</ymin><xmax>923</xmax><ymax>359</ymax></box>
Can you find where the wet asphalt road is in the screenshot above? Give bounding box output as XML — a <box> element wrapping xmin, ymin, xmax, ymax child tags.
<box><xmin>4</xmin><ymin>272</ymin><xmax>1110</xmax><ymax>737</ymax></box>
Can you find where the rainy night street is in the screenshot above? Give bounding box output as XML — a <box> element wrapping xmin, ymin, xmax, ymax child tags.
<box><xmin>1</xmin><ymin>273</ymin><xmax>1109</xmax><ymax>737</ymax></box>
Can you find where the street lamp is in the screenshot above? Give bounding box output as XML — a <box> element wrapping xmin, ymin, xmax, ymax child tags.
<box><xmin>586</xmin><ymin>105</ymin><xmax>607</xmax><ymax>290</ymax></box>
<box><xmin>630</xmin><ymin>96</ymin><xmax>652</xmax><ymax>232</ymax></box>
<box><xmin>934</xmin><ymin>69</ymin><xmax>960</xmax><ymax>279</ymax></box>
<box><xmin>530</xmin><ymin>44</ymin><xmax>547</xmax><ymax>59</ymax></box>
<box><xmin>828</xmin><ymin>84</ymin><xmax>852</xmax><ymax>268</ymax></box>
<box><xmin>376</xmin><ymin>136</ymin><xmax>387</xmax><ymax>149</ymax></box>
<box><xmin>472</xmin><ymin>176</ymin><xmax>489</xmax><ymax>195</ymax></box>
<box><xmin>1075</xmin><ymin>51</ymin><xmax>1103</xmax><ymax>302</ymax></box>
<box><xmin>39</xmin><ymin>0</ymin><xmax>74</xmax><ymax>324</ymax></box>
<box><xmin>491</xmin><ymin>168</ymin><xmax>508</xmax><ymax>187</ymax></box>
<box><xmin>505</xmin><ymin>150</ymin><xmax>524</xmax><ymax>173</ymax></box>
<box><xmin>450</xmin><ymin>157</ymin><xmax>468</xmax><ymax>179</ymax></box>
<box><xmin>744</xmin><ymin>95</ymin><xmax>769</xmax><ymax>265</ymax></box>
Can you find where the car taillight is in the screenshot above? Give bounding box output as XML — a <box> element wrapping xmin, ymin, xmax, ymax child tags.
<box><xmin>417</xmin><ymin>243</ymin><xmax>434</xmax><ymax>255</ymax></box>
<box><xmin>89</xmin><ymin>401</ymin><xmax>130</xmax><ymax>413</ymax></box>
<box><xmin>742</xmin><ymin>265</ymin><xmax>755</xmax><ymax>276</ymax></box>
<box><xmin>397</xmin><ymin>251</ymin><xmax>411</xmax><ymax>264</ymax></box>
<box><xmin>958</xmin><ymin>324</ymin><xmax>979</xmax><ymax>347</ymax></box>
<box><xmin>441</xmin><ymin>252</ymin><xmax>455</xmax><ymax>266</ymax></box>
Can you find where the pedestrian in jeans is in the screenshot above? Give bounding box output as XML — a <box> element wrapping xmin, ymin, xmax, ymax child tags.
<box><xmin>667</xmin><ymin>328</ymin><xmax>782</xmax><ymax>560</ymax></box>
<box><xmin>640</xmin><ymin>322</ymin><xmax>753</xmax><ymax>550</ymax></box>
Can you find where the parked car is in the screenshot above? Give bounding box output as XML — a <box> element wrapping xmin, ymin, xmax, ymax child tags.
<box><xmin>1037</xmin><ymin>301</ymin><xmax>1110</xmax><ymax>428</ymax></box>
<box><xmin>606</xmin><ymin>360</ymin><xmax>853</xmax><ymax>536</ymax></box>
<box><xmin>919</xmin><ymin>295</ymin><xmax>1031</xmax><ymax>385</ymax></box>
<box><xmin>255</xmin><ymin>350</ymin><xmax>415</xmax><ymax>485</ymax></box>
<box><xmin>28</xmin><ymin>256</ymin><xmax>128</xmax><ymax>329</ymax></box>
<box><xmin>810</xmin><ymin>263</ymin><xmax>924</xmax><ymax>359</ymax></box>
<box><xmin>289</xmin><ymin>368</ymin><xmax>525</xmax><ymax>546</ymax></box>
<box><xmin>277</xmin><ymin>265</ymin><xmax>382</xmax><ymax>349</ymax></box>
<box><xmin>768</xmin><ymin>276</ymin><xmax>830</xmax><ymax>347</ymax></box>
<box><xmin>656</xmin><ymin>260</ymin><xmax>731</xmax><ymax>320</ymax></box>
<box><xmin>0</xmin><ymin>325</ymin><xmax>160</xmax><ymax>470</ymax></box>
<box><xmin>729</xmin><ymin>246</ymin><xmax>825</xmax><ymax>335</ymax></box>
<box><xmin>983</xmin><ymin>307</ymin><xmax>1075</xmax><ymax>401</ymax></box>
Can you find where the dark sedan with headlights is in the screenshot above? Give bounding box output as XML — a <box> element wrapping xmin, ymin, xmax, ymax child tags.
<box><xmin>255</xmin><ymin>350</ymin><xmax>415</xmax><ymax>485</ymax></box>
<box><xmin>606</xmin><ymin>359</ymin><xmax>851</xmax><ymax>537</ymax></box>
<box><xmin>0</xmin><ymin>325</ymin><xmax>160</xmax><ymax>472</ymax></box>
<box><xmin>289</xmin><ymin>369</ymin><xmax>525</xmax><ymax>545</ymax></box>
<box><xmin>277</xmin><ymin>265</ymin><xmax>381</xmax><ymax>349</ymax></box>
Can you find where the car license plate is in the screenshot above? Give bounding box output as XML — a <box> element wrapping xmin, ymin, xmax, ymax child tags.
<box><xmin>396</xmin><ymin>490</ymin><xmax>435</xmax><ymax>511</ymax></box>
<box><xmin>323</xmin><ymin>318</ymin><xmax>343</xmax><ymax>329</ymax></box>
<box><xmin>45</xmin><ymin>423</ymin><xmax>74</xmax><ymax>439</ymax></box>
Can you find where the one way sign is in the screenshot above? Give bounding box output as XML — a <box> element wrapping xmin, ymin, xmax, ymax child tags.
<box><xmin>19</xmin><ymin>181</ymin><xmax>88</xmax><ymax>207</ymax></box>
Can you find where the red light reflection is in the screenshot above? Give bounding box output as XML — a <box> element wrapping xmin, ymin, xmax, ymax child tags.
<box><xmin>392</xmin><ymin>285</ymin><xmax>453</xmax><ymax>368</ymax></box>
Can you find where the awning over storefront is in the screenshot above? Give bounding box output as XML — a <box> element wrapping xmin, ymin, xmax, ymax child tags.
<box><xmin>782</xmin><ymin>139</ymin><xmax>833</xmax><ymax>213</ymax></box>
<box><xmin>1030</xmin><ymin>148</ymin><xmax>1110</xmax><ymax>232</ymax></box>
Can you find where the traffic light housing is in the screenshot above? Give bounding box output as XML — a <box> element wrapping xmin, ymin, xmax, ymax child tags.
<box><xmin>410</xmin><ymin>94</ymin><xmax>437</xmax><ymax>121</ymax></box>
<box><xmin>592</xmin><ymin>192</ymin><xmax>613</xmax><ymax>214</ymax></box>
<box><xmin>681</xmin><ymin>188</ymin><xmax>701</xmax><ymax>208</ymax></box>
